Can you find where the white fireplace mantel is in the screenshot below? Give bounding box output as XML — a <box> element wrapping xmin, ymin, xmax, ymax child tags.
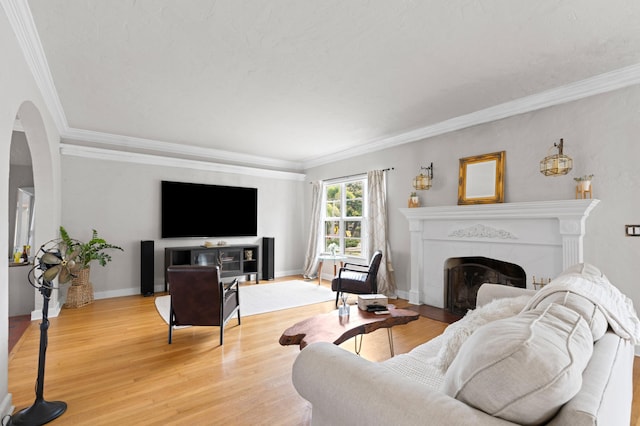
<box><xmin>400</xmin><ymin>199</ymin><xmax>600</xmax><ymax>307</ymax></box>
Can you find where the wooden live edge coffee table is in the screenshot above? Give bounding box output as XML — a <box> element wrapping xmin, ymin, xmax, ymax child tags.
<box><xmin>279</xmin><ymin>305</ymin><xmax>419</xmax><ymax>357</ymax></box>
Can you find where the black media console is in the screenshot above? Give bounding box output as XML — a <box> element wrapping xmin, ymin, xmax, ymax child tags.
<box><xmin>164</xmin><ymin>244</ymin><xmax>260</xmax><ymax>291</ymax></box>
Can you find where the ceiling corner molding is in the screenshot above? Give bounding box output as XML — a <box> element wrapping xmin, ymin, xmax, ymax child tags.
<box><xmin>59</xmin><ymin>143</ymin><xmax>306</xmax><ymax>181</ymax></box>
<box><xmin>302</xmin><ymin>63</ymin><xmax>640</xmax><ymax>170</ymax></box>
<box><xmin>61</xmin><ymin>127</ymin><xmax>304</xmax><ymax>172</ymax></box>
<box><xmin>2</xmin><ymin>0</ymin><xmax>69</xmax><ymax>133</ymax></box>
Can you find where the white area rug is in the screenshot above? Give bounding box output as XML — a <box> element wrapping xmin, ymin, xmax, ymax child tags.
<box><xmin>155</xmin><ymin>280</ymin><xmax>335</xmax><ymax>325</ymax></box>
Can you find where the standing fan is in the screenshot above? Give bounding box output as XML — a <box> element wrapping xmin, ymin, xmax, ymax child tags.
<box><xmin>9</xmin><ymin>239</ymin><xmax>80</xmax><ymax>426</ymax></box>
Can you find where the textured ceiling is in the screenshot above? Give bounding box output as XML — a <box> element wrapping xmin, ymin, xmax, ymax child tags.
<box><xmin>25</xmin><ymin>0</ymin><xmax>640</xmax><ymax>169</ymax></box>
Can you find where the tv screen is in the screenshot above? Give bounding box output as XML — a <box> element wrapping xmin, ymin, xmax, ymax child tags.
<box><xmin>161</xmin><ymin>180</ymin><xmax>258</xmax><ymax>238</ymax></box>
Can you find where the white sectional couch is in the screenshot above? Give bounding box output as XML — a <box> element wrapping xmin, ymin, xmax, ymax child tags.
<box><xmin>292</xmin><ymin>264</ymin><xmax>638</xmax><ymax>425</ymax></box>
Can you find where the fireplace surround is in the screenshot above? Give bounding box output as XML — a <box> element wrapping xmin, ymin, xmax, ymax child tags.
<box><xmin>400</xmin><ymin>199</ymin><xmax>599</xmax><ymax>308</ymax></box>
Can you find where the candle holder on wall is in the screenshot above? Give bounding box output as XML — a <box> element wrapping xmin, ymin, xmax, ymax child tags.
<box><xmin>540</xmin><ymin>138</ymin><xmax>573</xmax><ymax>176</ymax></box>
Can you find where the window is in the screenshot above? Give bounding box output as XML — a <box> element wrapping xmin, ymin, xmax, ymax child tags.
<box><xmin>323</xmin><ymin>178</ymin><xmax>366</xmax><ymax>257</ymax></box>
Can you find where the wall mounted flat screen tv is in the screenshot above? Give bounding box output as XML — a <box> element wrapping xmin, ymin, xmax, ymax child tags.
<box><xmin>161</xmin><ymin>180</ymin><xmax>258</xmax><ymax>238</ymax></box>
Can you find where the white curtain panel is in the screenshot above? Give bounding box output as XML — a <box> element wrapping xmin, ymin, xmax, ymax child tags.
<box><xmin>303</xmin><ymin>181</ymin><xmax>323</xmax><ymax>278</ymax></box>
<box><xmin>367</xmin><ymin>170</ymin><xmax>397</xmax><ymax>297</ymax></box>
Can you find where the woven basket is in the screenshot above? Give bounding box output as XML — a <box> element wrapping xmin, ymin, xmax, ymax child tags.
<box><xmin>64</xmin><ymin>267</ymin><xmax>94</xmax><ymax>308</ymax></box>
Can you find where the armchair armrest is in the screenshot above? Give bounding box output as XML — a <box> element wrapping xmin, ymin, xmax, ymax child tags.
<box><xmin>222</xmin><ymin>278</ymin><xmax>239</xmax><ymax>293</ymax></box>
<box><xmin>337</xmin><ymin>266</ymin><xmax>370</xmax><ymax>278</ymax></box>
<box><xmin>341</xmin><ymin>261</ymin><xmax>368</xmax><ymax>270</ymax></box>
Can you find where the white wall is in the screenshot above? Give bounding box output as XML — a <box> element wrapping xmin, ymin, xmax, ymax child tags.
<box><xmin>1</xmin><ymin>4</ymin><xmax>63</xmax><ymax>417</ymax></box>
<box><xmin>59</xmin><ymin>155</ymin><xmax>306</xmax><ymax>298</ymax></box>
<box><xmin>305</xmin><ymin>85</ymin><xmax>640</xmax><ymax>313</ymax></box>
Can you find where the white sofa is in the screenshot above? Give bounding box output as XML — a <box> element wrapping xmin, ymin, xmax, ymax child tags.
<box><xmin>292</xmin><ymin>264</ymin><xmax>638</xmax><ymax>425</ymax></box>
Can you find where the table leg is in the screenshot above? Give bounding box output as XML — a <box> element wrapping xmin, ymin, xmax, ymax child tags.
<box><xmin>332</xmin><ymin>261</ymin><xmax>344</xmax><ymax>277</ymax></box>
<box><xmin>317</xmin><ymin>261</ymin><xmax>324</xmax><ymax>286</ymax></box>
<box><xmin>387</xmin><ymin>328</ymin><xmax>394</xmax><ymax>357</ymax></box>
<box><xmin>354</xmin><ymin>334</ymin><xmax>364</xmax><ymax>355</ymax></box>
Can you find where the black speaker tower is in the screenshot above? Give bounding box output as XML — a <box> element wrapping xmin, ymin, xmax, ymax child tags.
<box><xmin>140</xmin><ymin>240</ymin><xmax>154</xmax><ymax>296</ymax></box>
<box><xmin>262</xmin><ymin>237</ymin><xmax>275</xmax><ymax>280</ymax></box>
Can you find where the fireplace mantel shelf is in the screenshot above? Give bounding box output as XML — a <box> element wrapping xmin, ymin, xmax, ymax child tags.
<box><xmin>400</xmin><ymin>199</ymin><xmax>600</xmax><ymax>307</ymax></box>
<box><xmin>400</xmin><ymin>199</ymin><xmax>600</xmax><ymax>221</ymax></box>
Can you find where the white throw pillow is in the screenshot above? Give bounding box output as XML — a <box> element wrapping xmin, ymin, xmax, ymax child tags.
<box><xmin>560</xmin><ymin>262</ymin><xmax>606</xmax><ymax>279</ymax></box>
<box><xmin>435</xmin><ymin>295</ymin><xmax>531</xmax><ymax>371</ymax></box>
<box><xmin>532</xmin><ymin>291</ymin><xmax>608</xmax><ymax>341</ymax></box>
<box><xmin>442</xmin><ymin>303</ymin><xmax>593</xmax><ymax>425</ymax></box>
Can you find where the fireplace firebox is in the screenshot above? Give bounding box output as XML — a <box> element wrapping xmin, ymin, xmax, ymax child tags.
<box><xmin>445</xmin><ymin>257</ymin><xmax>526</xmax><ymax>315</ymax></box>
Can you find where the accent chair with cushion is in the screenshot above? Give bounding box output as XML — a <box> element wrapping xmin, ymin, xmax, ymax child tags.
<box><xmin>331</xmin><ymin>250</ymin><xmax>383</xmax><ymax>307</ymax></box>
<box><xmin>167</xmin><ymin>265</ymin><xmax>241</xmax><ymax>345</ymax></box>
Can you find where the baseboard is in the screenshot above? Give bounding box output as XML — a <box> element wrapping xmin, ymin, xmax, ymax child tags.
<box><xmin>30</xmin><ymin>299</ymin><xmax>61</xmax><ymax>320</ymax></box>
<box><xmin>395</xmin><ymin>289</ymin><xmax>410</xmax><ymax>301</ymax></box>
<box><xmin>275</xmin><ymin>268</ymin><xmax>303</xmax><ymax>278</ymax></box>
<box><xmin>98</xmin><ymin>269</ymin><xmax>306</xmax><ymax>299</ymax></box>
<box><xmin>0</xmin><ymin>392</ymin><xmax>14</xmax><ymax>421</ymax></box>
<box><xmin>93</xmin><ymin>287</ymin><xmax>140</xmax><ymax>300</ymax></box>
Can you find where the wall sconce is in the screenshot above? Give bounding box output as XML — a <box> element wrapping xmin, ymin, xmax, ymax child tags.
<box><xmin>412</xmin><ymin>163</ymin><xmax>434</xmax><ymax>190</ymax></box>
<box><xmin>539</xmin><ymin>138</ymin><xmax>573</xmax><ymax>176</ymax></box>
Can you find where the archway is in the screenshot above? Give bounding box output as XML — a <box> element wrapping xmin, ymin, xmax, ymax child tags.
<box><xmin>12</xmin><ymin>101</ymin><xmax>60</xmax><ymax>318</ymax></box>
<box><xmin>8</xmin><ymin>129</ymin><xmax>35</xmax><ymax>342</ymax></box>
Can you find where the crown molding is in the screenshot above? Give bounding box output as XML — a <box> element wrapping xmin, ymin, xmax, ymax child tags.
<box><xmin>6</xmin><ymin>0</ymin><xmax>640</xmax><ymax>173</ymax></box>
<box><xmin>61</xmin><ymin>127</ymin><xmax>303</xmax><ymax>172</ymax></box>
<box><xmin>302</xmin><ymin>63</ymin><xmax>640</xmax><ymax>169</ymax></box>
<box><xmin>59</xmin><ymin>143</ymin><xmax>306</xmax><ymax>181</ymax></box>
<box><xmin>2</xmin><ymin>0</ymin><xmax>68</xmax><ymax>133</ymax></box>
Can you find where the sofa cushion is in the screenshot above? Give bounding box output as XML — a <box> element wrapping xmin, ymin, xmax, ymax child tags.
<box><xmin>435</xmin><ymin>294</ymin><xmax>531</xmax><ymax>371</ymax></box>
<box><xmin>442</xmin><ymin>303</ymin><xmax>593</xmax><ymax>425</ymax></box>
<box><xmin>532</xmin><ymin>291</ymin><xmax>608</xmax><ymax>341</ymax></box>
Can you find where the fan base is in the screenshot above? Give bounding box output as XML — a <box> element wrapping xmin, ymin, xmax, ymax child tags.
<box><xmin>9</xmin><ymin>399</ymin><xmax>66</xmax><ymax>426</ymax></box>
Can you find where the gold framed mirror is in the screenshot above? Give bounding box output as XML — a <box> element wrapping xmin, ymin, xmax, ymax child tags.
<box><xmin>458</xmin><ymin>151</ymin><xmax>505</xmax><ymax>205</ymax></box>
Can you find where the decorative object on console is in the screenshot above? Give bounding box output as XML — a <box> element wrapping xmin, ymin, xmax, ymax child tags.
<box><xmin>10</xmin><ymin>238</ymin><xmax>80</xmax><ymax>425</ymax></box>
<box><xmin>540</xmin><ymin>138</ymin><xmax>573</xmax><ymax>176</ymax></box>
<box><xmin>407</xmin><ymin>192</ymin><xmax>420</xmax><ymax>208</ymax></box>
<box><xmin>574</xmin><ymin>174</ymin><xmax>594</xmax><ymax>199</ymax></box>
<box><xmin>412</xmin><ymin>163</ymin><xmax>433</xmax><ymax>190</ymax></box>
<box><xmin>458</xmin><ymin>151</ymin><xmax>505</xmax><ymax>205</ymax></box>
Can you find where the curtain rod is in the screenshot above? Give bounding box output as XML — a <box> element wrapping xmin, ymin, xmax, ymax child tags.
<box><xmin>310</xmin><ymin>167</ymin><xmax>394</xmax><ymax>184</ymax></box>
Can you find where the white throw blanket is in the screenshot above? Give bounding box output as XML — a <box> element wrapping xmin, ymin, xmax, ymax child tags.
<box><xmin>523</xmin><ymin>272</ymin><xmax>640</xmax><ymax>344</ymax></box>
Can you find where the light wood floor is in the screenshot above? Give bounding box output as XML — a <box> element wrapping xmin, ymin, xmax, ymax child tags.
<box><xmin>8</xmin><ymin>277</ymin><xmax>640</xmax><ymax>425</ymax></box>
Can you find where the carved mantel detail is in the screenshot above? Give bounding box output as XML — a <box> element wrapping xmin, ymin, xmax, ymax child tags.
<box><xmin>449</xmin><ymin>224</ymin><xmax>517</xmax><ymax>240</ymax></box>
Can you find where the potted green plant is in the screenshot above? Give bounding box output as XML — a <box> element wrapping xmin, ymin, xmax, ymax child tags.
<box><xmin>59</xmin><ymin>226</ymin><xmax>123</xmax><ymax>269</ymax></box>
<box><xmin>59</xmin><ymin>226</ymin><xmax>123</xmax><ymax>308</ymax></box>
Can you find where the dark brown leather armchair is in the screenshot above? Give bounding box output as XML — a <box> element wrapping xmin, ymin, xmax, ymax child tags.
<box><xmin>167</xmin><ymin>265</ymin><xmax>240</xmax><ymax>345</ymax></box>
<box><xmin>331</xmin><ymin>250</ymin><xmax>383</xmax><ymax>307</ymax></box>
